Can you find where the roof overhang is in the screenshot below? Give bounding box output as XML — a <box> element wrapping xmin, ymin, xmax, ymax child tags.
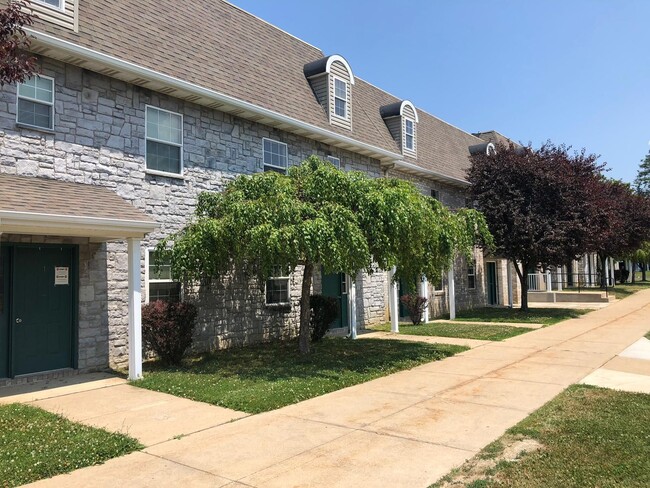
<box><xmin>0</xmin><ymin>211</ymin><xmax>158</xmax><ymax>240</ymax></box>
<box><xmin>387</xmin><ymin>160</ymin><xmax>470</xmax><ymax>188</ymax></box>
<box><xmin>27</xmin><ymin>29</ymin><xmax>395</xmax><ymax>163</ymax></box>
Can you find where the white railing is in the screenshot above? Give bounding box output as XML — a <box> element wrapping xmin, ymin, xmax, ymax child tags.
<box><xmin>527</xmin><ymin>273</ymin><xmax>547</xmax><ymax>291</ymax></box>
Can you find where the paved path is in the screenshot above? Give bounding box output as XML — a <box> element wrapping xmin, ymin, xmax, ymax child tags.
<box><xmin>12</xmin><ymin>289</ymin><xmax>650</xmax><ymax>488</ymax></box>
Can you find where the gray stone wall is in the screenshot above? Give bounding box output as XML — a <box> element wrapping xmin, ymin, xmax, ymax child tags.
<box><xmin>0</xmin><ymin>57</ymin><xmax>390</xmax><ymax>369</ymax></box>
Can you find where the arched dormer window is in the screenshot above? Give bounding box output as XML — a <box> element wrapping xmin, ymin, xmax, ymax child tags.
<box><xmin>380</xmin><ymin>100</ymin><xmax>419</xmax><ymax>157</ymax></box>
<box><xmin>304</xmin><ymin>55</ymin><xmax>355</xmax><ymax>131</ymax></box>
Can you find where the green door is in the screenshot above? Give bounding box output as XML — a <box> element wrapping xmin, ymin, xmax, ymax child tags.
<box><xmin>11</xmin><ymin>246</ymin><xmax>74</xmax><ymax>376</ymax></box>
<box><xmin>0</xmin><ymin>247</ymin><xmax>9</xmax><ymax>378</ymax></box>
<box><xmin>321</xmin><ymin>271</ymin><xmax>348</xmax><ymax>329</ymax></box>
<box><xmin>486</xmin><ymin>262</ymin><xmax>498</xmax><ymax>306</ymax></box>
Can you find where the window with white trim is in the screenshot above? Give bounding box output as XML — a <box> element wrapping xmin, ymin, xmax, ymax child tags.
<box><xmin>333</xmin><ymin>77</ymin><xmax>348</xmax><ymax>119</ymax></box>
<box><xmin>326</xmin><ymin>155</ymin><xmax>340</xmax><ymax>169</ymax></box>
<box><xmin>265</xmin><ymin>266</ymin><xmax>290</xmax><ymax>305</ymax></box>
<box><xmin>467</xmin><ymin>260</ymin><xmax>476</xmax><ymax>289</ymax></box>
<box><xmin>34</xmin><ymin>0</ymin><xmax>64</xmax><ymax>9</ymax></box>
<box><xmin>263</xmin><ymin>138</ymin><xmax>288</xmax><ymax>173</ymax></box>
<box><xmin>405</xmin><ymin>118</ymin><xmax>415</xmax><ymax>151</ymax></box>
<box><xmin>146</xmin><ymin>106</ymin><xmax>183</xmax><ymax>174</ymax></box>
<box><xmin>147</xmin><ymin>250</ymin><xmax>181</xmax><ymax>302</ymax></box>
<box><xmin>16</xmin><ymin>76</ymin><xmax>54</xmax><ymax>130</ymax></box>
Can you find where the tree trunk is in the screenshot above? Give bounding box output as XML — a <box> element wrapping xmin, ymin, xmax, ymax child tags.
<box><xmin>512</xmin><ymin>260</ymin><xmax>529</xmax><ymax>312</ymax></box>
<box><xmin>298</xmin><ymin>261</ymin><xmax>314</xmax><ymax>355</ymax></box>
<box><xmin>632</xmin><ymin>262</ymin><xmax>636</xmax><ymax>283</ymax></box>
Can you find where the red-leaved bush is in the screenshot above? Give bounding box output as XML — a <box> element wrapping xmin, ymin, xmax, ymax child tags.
<box><xmin>141</xmin><ymin>300</ymin><xmax>197</xmax><ymax>365</ymax></box>
<box><xmin>400</xmin><ymin>294</ymin><xmax>428</xmax><ymax>325</ymax></box>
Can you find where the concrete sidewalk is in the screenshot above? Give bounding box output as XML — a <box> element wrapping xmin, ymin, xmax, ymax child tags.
<box><xmin>19</xmin><ymin>289</ymin><xmax>650</xmax><ymax>488</ymax></box>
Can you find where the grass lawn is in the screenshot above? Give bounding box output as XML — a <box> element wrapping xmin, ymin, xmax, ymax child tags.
<box><xmin>0</xmin><ymin>403</ymin><xmax>141</xmax><ymax>487</ymax></box>
<box><xmin>433</xmin><ymin>385</ymin><xmax>650</xmax><ymax>488</ymax></box>
<box><xmin>453</xmin><ymin>307</ymin><xmax>592</xmax><ymax>326</ymax></box>
<box><xmin>370</xmin><ymin>322</ymin><xmax>532</xmax><ymax>341</ymax></box>
<box><xmin>611</xmin><ymin>281</ymin><xmax>650</xmax><ymax>299</ymax></box>
<box><xmin>135</xmin><ymin>337</ymin><xmax>466</xmax><ymax>414</ymax></box>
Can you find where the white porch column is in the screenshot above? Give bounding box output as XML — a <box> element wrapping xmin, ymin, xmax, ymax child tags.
<box><xmin>419</xmin><ymin>276</ymin><xmax>430</xmax><ymax>323</ymax></box>
<box><xmin>447</xmin><ymin>266</ymin><xmax>456</xmax><ymax>320</ymax></box>
<box><xmin>546</xmin><ymin>269</ymin><xmax>553</xmax><ymax>292</ymax></box>
<box><xmin>609</xmin><ymin>257</ymin><xmax>616</xmax><ymax>287</ymax></box>
<box><xmin>627</xmin><ymin>260</ymin><xmax>633</xmax><ymax>283</ymax></box>
<box><xmin>389</xmin><ymin>267</ymin><xmax>399</xmax><ymax>333</ymax></box>
<box><xmin>348</xmin><ymin>274</ymin><xmax>357</xmax><ymax>339</ymax></box>
<box><xmin>556</xmin><ymin>266</ymin><xmax>563</xmax><ymax>292</ymax></box>
<box><xmin>507</xmin><ymin>261</ymin><xmax>513</xmax><ymax>308</ymax></box>
<box><xmin>128</xmin><ymin>238</ymin><xmax>143</xmax><ymax>381</ymax></box>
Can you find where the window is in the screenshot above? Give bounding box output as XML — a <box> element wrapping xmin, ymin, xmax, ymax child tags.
<box><xmin>263</xmin><ymin>138</ymin><xmax>288</xmax><ymax>173</ymax></box>
<box><xmin>404</xmin><ymin>118</ymin><xmax>415</xmax><ymax>151</ymax></box>
<box><xmin>17</xmin><ymin>76</ymin><xmax>54</xmax><ymax>130</ymax></box>
<box><xmin>265</xmin><ymin>266</ymin><xmax>290</xmax><ymax>306</ymax></box>
<box><xmin>468</xmin><ymin>260</ymin><xmax>476</xmax><ymax>289</ymax></box>
<box><xmin>147</xmin><ymin>250</ymin><xmax>181</xmax><ymax>302</ymax></box>
<box><xmin>34</xmin><ymin>0</ymin><xmax>64</xmax><ymax>9</ymax></box>
<box><xmin>333</xmin><ymin>77</ymin><xmax>347</xmax><ymax>119</ymax></box>
<box><xmin>430</xmin><ymin>189</ymin><xmax>440</xmax><ymax>201</ymax></box>
<box><xmin>326</xmin><ymin>155</ymin><xmax>340</xmax><ymax>169</ymax></box>
<box><xmin>146</xmin><ymin>106</ymin><xmax>183</xmax><ymax>174</ymax></box>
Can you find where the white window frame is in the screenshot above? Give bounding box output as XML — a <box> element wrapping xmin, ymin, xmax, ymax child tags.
<box><xmin>33</xmin><ymin>0</ymin><xmax>65</xmax><ymax>11</ymax></box>
<box><xmin>145</xmin><ymin>105</ymin><xmax>184</xmax><ymax>176</ymax></box>
<box><xmin>332</xmin><ymin>76</ymin><xmax>348</xmax><ymax>120</ymax></box>
<box><xmin>16</xmin><ymin>75</ymin><xmax>55</xmax><ymax>131</ymax></box>
<box><xmin>265</xmin><ymin>267</ymin><xmax>290</xmax><ymax>306</ymax></box>
<box><xmin>467</xmin><ymin>259</ymin><xmax>476</xmax><ymax>290</ymax></box>
<box><xmin>326</xmin><ymin>155</ymin><xmax>340</xmax><ymax>169</ymax></box>
<box><xmin>262</xmin><ymin>137</ymin><xmax>289</xmax><ymax>173</ymax></box>
<box><xmin>145</xmin><ymin>249</ymin><xmax>181</xmax><ymax>303</ymax></box>
<box><xmin>404</xmin><ymin>117</ymin><xmax>415</xmax><ymax>151</ymax></box>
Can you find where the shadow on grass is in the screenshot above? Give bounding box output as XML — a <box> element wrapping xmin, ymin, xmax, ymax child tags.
<box><xmin>454</xmin><ymin>307</ymin><xmax>592</xmax><ymax>326</ymax></box>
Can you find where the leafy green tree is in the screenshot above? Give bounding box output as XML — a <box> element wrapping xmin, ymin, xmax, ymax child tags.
<box><xmin>159</xmin><ymin>156</ymin><xmax>492</xmax><ymax>354</ymax></box>
<box><xmin>0</xmin><ymin>1</ymin><xmax>37</xmax><ymax>86</ymax></box>
<box><xmin>634</xmin><ymin>150</ymin><xmax>650</xmax><ymax>196</ymax></box>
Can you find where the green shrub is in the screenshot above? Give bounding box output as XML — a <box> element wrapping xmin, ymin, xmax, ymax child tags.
<box><xmin>400</xmin><ymin>294</ymin><xmax>428</xmax><ymax>325</ymax></box>
<box><xmin>310</xmin><ymin>294</ymin><xmax>339</xmax><ymax>342</ymax></box>
<box><xmin>141</xmin><ymin>300</ymin><xmax>197</xmax><ymax>365</ymax></box>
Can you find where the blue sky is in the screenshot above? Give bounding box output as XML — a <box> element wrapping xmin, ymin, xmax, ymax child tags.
<box><xmin>232</xmin><ymin>0</ymin><xmax>649</xmax><ymax>183</ymax></box>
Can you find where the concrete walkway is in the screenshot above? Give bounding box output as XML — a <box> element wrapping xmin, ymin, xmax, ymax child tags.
<box><xmin>12</xmin><ymin>289</ymin><xmax>650</xmax><ymax>487</ymax></box>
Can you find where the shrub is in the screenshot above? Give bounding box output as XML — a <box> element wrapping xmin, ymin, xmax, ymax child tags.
<box><xmin>141</xmin><ymin>300</ymin><xmax>197</xmax><ymax>365</ymax></box>
<box><xmin>400</xmin><ymin>294</ymin><xmax>429</xmax><ymax>325</ymax></box>
<box><xmin>310</xmin><ymin>294</ymin><xmax>339</xmax><ymax>342</ymax></box>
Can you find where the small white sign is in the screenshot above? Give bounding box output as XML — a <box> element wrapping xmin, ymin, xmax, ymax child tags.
<box><xmin>54</xmin><ymin>267</ymin><xmax>69</xmax><ymax>286</ymax></box>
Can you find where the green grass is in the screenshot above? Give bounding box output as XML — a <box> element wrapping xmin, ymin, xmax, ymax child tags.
<box><xmin>370</xmin><ymin>322</ymin><xmax>533</xmax><ymax>341</ymax></box>
<box><xmin>453</xmin><ymin>307</ymin><xmax>592</xmax><ymax>326</ymax></box>
<box><xmin>135</xmin><ymin>337</ymin><xmax>467</xmax><ymax>414</ymax></box>
<box><xmin>645</xmin><ymin>330</ymin><xmax>650</xmax><ymax>340</ymax></box>
<box><xmin>432</xmin><ymin>385</ymin><xmax>650</xmax><ymax>487</ymax></box>
<box><xmin>0</xmin><ymin>403</ymin><xmax>141</xmax><ymax>487</ymax></box>
<box><xmin>611</xmin><ymin>281</ymin><xmax>650</xmax><ymax>299</ymax></box>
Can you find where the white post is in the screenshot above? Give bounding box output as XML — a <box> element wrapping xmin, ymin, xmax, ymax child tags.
<box><xmin>627</xmin><ymin>260</ymin><xmax>633</xmax><ymax>283</ymax></box>
<box><xmin>419</xmin><ymin>276</ymin><xmax>429</xmax><ymax>323</ymax></box>
<box><xmin>348</xmin><ymin>274</ymin><xmax>357</xmax><ymax>339</ymax></box>
<box><xmin>546</xmin><ymin>269</ymin><xmax>553</xmax><ymax>293</ymax></box>
<box><xmin>556</xmin><ymin>266</ymin><xmax>563</xmax><ymax>292</ymax></box>
<box><xmin>609</xmin><ymin>258</ymin><xmax>616</xmax><ymax>287</ymax></box>
<box><xmin>128</xmin><ymin>238</ymin><xmax>143</xmax><ymax>381</ymax></box>
<box><xmin>447</xmin><ymin>266</ymin><xmax>456</xmax><ymax>320</ymax></box>
<box><xmin>389</xmin><ymin>267</ymin><xmax>399</xmax><ymax>333</ymax></box>
<box><xmin>507</xmin><ymin>261</ymin><xmax>513</xmax><ymax>308</ymax></box>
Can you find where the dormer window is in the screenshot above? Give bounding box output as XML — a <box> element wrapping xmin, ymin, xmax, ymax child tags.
<box><xmin>405</xmin><ymin>119</ymin><xmax>415</xmax><ymax>151</ymax></box>
<box><xmin>334</xmin><ymin>78</ymin><xmax>348</xmax><ymax>119</ymax></box>
<box><xmin>304</xmin><ymin>55</ymin><xmax>354</xmax><ymax>131</ymax></box>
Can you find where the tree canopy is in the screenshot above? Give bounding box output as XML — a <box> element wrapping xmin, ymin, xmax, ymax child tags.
<box><xmin>0</xmin><ymin>1</ymin><xmax>37</xmax><ymax>86</ymax></box>
<box><xmin>468</xmin><ymin>142</ymin><xmax>603</xmax><ymax>310</ymax></box>
<box><xmin>160</xmin><ymin>156</ymin><xmax>493</xmax><ymax>353</ymax></box>
<box><xmin>633</xmin><ymin>150</ymin><xmax>650</xmax><ymax>197</ymax></box>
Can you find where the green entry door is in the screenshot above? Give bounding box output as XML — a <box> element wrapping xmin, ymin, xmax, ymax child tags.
<box><xmin>11</xmin><ymin>246</ymin><xmax>74</xmax><ymax>376</ymax></box>
<box><xmin>0</xmin><ymin>247</ymin><xmax>9</xmax><ymax>378</ymax></box>
<box><xmin>486</xmin><ymin>262</ymin><xmax>498</xmax><ymax>306</ymax></box>
<box><xmin>321</xmin><ymin>271</ymin><xmax>348</xmax><ymax>329</ymax></box>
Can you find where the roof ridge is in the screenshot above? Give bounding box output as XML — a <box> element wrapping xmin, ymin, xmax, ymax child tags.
<box><xmin>222</xmin><ymin>0</ymin><xmax>323</xmax><ymax>55</ymax></box>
